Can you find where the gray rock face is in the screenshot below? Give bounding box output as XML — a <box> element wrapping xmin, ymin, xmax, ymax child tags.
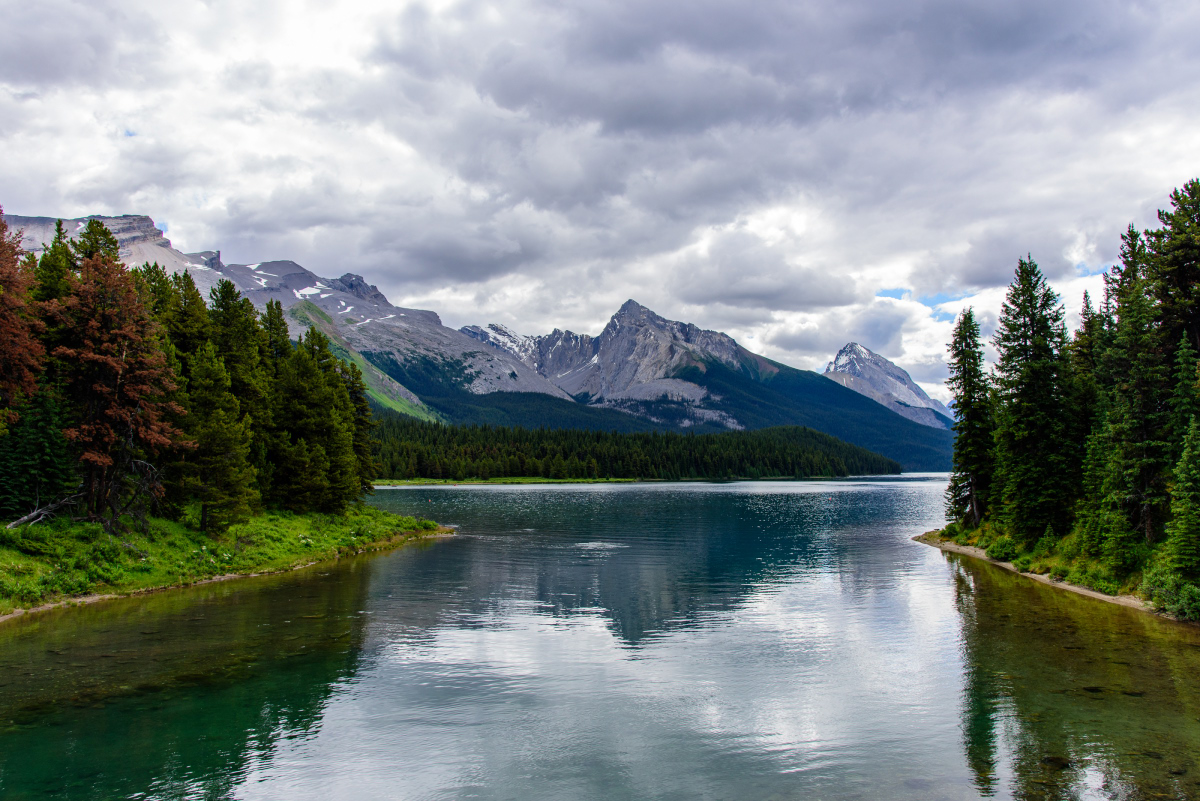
<box><xmin>823</xmin><ymin>343</ymin><xmax>954</xmax><ymax>429</ymax></box>
<box><xmin>2</xmin><ymin>213</ymin><xmax>570</xmax><ymax>407</ymax></box>
<box><xmin>462</xmin><ymin>299</ymin><xmax>766</xmax><ymax>428</ymax></box>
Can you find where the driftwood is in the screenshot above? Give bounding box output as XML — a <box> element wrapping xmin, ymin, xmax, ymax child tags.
<box><xmin>5</xmin><ymin>494</ymin><xmax>83</xmax><ymax>529</ymax></box>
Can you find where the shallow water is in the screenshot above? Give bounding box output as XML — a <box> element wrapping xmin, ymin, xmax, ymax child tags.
<box><xmin>1</xmin><ymin>476</ymin><xmax>1198</xmax><ymax>800</ymax></box>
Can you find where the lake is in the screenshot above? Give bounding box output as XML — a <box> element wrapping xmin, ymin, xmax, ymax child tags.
<box><xmin>1</xmin><ymin>476</ymin><xmax>1198</xmax><ymax>800</ymax></box>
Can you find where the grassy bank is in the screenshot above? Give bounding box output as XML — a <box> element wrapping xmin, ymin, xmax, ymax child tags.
<box><xmin>0</xmin><ymin>506</ymin><xmax>443</xmax><ymax>618</ymax></box>
<box><xmin>922</xmin><ymin>521</ymin><xmax>1140</xmax><ymax>596</ymax></box>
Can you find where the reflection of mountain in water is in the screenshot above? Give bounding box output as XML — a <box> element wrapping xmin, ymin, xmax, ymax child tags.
<box><xmin>951</xmin><ymin>555</ymin><xmax>1200</xmax><ymax>799</ymax></box>
<box><xmin>368</xmin><ymin>486</ymin><xmax>925</xmax><ymax>645</ymax></box>
<box><xmin>0</xmin><ymin>562</ymin><xmax>374</xmax><ymax>799</ymax></box>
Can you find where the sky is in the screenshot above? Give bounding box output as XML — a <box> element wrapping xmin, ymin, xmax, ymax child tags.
<box><xmin>2</xmin><ymin>0</ymin><xmax>1199</xmax><ymax>400</ymax></box>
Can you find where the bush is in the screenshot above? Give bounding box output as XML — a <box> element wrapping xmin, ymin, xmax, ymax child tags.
<box><xmin>1050</xmin><ymin>565</ymin><xmax>1068</xmax><ymax>581</ymax></box>
<box><xmin>1012</xmin><ymin>555</ymin><xmax>1033</xmax><ymax>572</ymax></box>
<box><xmin>986</xmin><ymin>535</ymin><xmax>1019</xmax><ymax>562</ymax></box>
<box><xmin>1141</xmin><ymin>564</ymin><xmax>1200</xmax><ymax>620</ymax></box>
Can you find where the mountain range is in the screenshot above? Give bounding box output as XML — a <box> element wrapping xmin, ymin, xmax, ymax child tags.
<box><xmin>5</xmin><ymin>213</ymin><xmax>954</xmax><ymax>471</ymax></box>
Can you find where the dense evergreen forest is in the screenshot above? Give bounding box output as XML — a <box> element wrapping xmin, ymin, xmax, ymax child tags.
<box><xmin>0</xmin><ymin>214</ymin><xmax>376</xmax><ymax>533</ymax></box>
<box><xmin>945</xmin><ymin>179</ymin><xmax>1200</xmax><ymax>620</ymax></box>
<box><xmin>374</xmin><ymin>416</ymin><xmax>901</xmax><ymax>480</ymax></box>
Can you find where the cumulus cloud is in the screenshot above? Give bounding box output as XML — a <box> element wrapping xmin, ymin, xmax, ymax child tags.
<box><xmin>1</xmin><ymin>0</ymin><xmax>1198</xmax><ymax>397</ymax></box>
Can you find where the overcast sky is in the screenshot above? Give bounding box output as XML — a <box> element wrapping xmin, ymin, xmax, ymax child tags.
<box><xmin>3</xmin><ymin>0</ymin><xmax>1199</xmax><ymax>399</ymax></box>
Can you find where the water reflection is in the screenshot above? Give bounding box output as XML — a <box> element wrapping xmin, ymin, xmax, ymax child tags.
<box><xmin>0</xmin><ymin>479</ymin><xmax>1197</xmax><ymax>800</ymax></box>
<box><xmin>0</xmin><ymin>559</ymin><xmax>376</xmax><ymax>799</ymax></box>
<box><xmin>951</xmin><ymin>554</ymin><xmax>1200</xmax><ymax>800</ymax></box>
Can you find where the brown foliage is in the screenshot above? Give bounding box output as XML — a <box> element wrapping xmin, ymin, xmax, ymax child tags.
<box><xmin>51</xmin><ymin>252</ymin><xmax>190</xmax><ymax>523</ymax></box>
<box><xmin>0</xmin><ymin>208</ymin><xmax>45</xmax><ymax>425</ymax></box>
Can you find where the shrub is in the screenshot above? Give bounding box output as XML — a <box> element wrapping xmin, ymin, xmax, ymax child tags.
<box><xmin>1013</xmin><ymin>555</ymin><xmax>1033</xmax><ymax>572</ymax></box>
<box><xmin>986</xmin><ymin>535</ymin><xmax>1019</xmax><ymax>562</ymax></box>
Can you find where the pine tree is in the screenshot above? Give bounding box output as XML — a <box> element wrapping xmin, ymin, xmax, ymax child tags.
<box><xmin>945</xmin><ymin>308</ymin><xmax>994</xmax><ymax>526</ymax></box>
<box><xmin>991</xmin><ymin>257</ymin><xmax>1070</xmax><ymax>546</ymax></box>
<box><xmin>1167</xmin><ymin>335</ymin><xmax>1199</xmax><ymax>465</ymax></box>
<box><xmin>51</xmin><ymin>246</ymin><xmax>187</xmax><ymax>527</ymax></box>
<box><xmin>181</xmin><ymin>342</ymin><xmax>258</xmax><ymax>533</ymax></box>
<box><xmin>0</xmin><ymin>211</ymin><xmax>44</xmax><ymax>435</ymax></box>
<box><xmin>71</xmin><ymin>219</ymin><xmax>120</xmax><ymax>263</ymax></box>
<box><xmin>1145</xmin><ymin>179</ymin><xmax>1200</xmax><ymax>356</ymax></box>
<box><xmin>1166</xmin><ymin>418</ymin><xmax>1200</xmax><ymax>581</ymax></box>
<box><xmin>166</xmin><ymin>271</ymin><xmax>211</xmax><ymax>367</ymax></box>
<box><xmin>1102</xmin><ymin>228</ymin><xmax>1171</xmax><ymax>560</ymax></box>
<box><xmin>0</xmin><ymin>390</ymin><xmax>77</xmax><ymax>519</ymax></box>
<box><xmin>341</xmin><ymin>360</ymin><xmax>378</xmax><ymax>494</ymax></box>
<box><xmin>32</xmin><ymin>220</ymin><xmax>76</xmax><ymax>304</ymax></box>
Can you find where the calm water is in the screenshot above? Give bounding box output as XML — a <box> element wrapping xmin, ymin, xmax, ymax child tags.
<box><xmin>1</xmin><ymin>477</ymin><xmax>1199</xmax><ymax>800</ymax></box>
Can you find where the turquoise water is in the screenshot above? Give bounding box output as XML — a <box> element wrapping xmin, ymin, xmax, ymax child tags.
<box><xmin>1</xmin><ymin>476</ymin><xmax>1198</xmax><ymax>799</ymax></box>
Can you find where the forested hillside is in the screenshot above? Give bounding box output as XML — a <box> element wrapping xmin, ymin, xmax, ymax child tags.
<box><xmin>0</xmin><ymin>215</ymin><xmax>377</xmax><ymax>533</ymax></box>
<box><xmin>374</xmin><ymin>416</ymin><xmax>901</xmax><ymax>481</ymax></box>
<box><xmin>944</xmin><ymin>179</ymin><xmax>1200</xmax><ymax>620</ymax></box>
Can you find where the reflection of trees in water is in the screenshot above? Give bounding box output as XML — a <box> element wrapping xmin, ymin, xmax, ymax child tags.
<box><xmin>951</xmin><ymin>556</ymin><xmax>1200</xmax><ymax>800</ymax></box>
<box><xmin>376</xmin><ymin>490</ymin><xmax>885</xmax><ymax>645</ymax></box>
<box><xmin>0</xmin><ymin>561</ymin><xmax>374</xmax><ymax>799</ymax></box>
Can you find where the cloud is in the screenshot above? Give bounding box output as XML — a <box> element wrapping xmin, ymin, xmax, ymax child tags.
<box><xmin>1</xmin><ymin>0</ymin><xmax>1198</xmax><ymax>393</ymax></box>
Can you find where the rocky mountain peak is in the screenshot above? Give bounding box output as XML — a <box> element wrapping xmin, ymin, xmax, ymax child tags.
<box><xmin>823</xmin><ymin>342</ymin><xmax>954</xmax><ymax>429</ymax></box>
<box><xmin>329</xmin><ymin>273</ymin><xmax>391</xmax><ymax>305</ymax></box>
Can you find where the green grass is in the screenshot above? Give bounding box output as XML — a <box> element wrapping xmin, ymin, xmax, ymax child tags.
<box><xmin>0</xmin><ymin>506</ymin><xmax>442</xmax><ymax>617</ymax></box>
<box><xmin>932</xmin><ymin>521</ymin><xmax>1133</xmax><ymax>596</ymax></box>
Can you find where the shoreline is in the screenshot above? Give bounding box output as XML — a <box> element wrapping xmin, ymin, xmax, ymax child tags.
<box><xmin>913</xmin><ymin>531</ymin><xmax>1151</xmax><ymax>611</ymax></box>
<box><xmin>0</xmin><ymin>526</ymin><xmax>454</xmax><ymax>627</ymax></box>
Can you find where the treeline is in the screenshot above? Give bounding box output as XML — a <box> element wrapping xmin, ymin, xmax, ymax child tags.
<box><xmin>946</xmin><ymin>179</ymin><xmax>1200</xmax><ymax>618</ymax></box>
<box><xmin>374</xmin><ymin>416</ymin><xmax>902</xmax><ymax>480</ymax></box>
<box><xmin>0</xmin><ymin>214</ymin><xmax>376</xmax><ymax>533</ymax></box>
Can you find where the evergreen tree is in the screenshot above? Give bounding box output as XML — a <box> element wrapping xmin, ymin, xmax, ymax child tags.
<box><xmin>1102</xmin><ymin>229</ymin><xmax>1171</xmax><ymax>560</ymax></box>
<box><xmin>945</xmin><ymin>308</ymin><xmax>994</xmax><ymax>526</ymax></box>
<box><xmin>51</xmin><ymin>247</ymin><xmax>187</xmax><ymax>527</ymax></box>
<box><xmin>1167</xmin><ymin>335</ymin><xmax>1199</xmax><ymax>465</ymax></box>
<box><xmin>181</xmin><ymin>342</ymin><xmax>258</xmax><ymax>533</ymax></box>
<box><xmin>1145</xmin><ymin>179</ymin><xmax>1200</xmax><ymax>356</ymax></box>
<box><xmin>166</xmin><ymin>271</ymin><xmax>211</xmax><ymax>367</ymax></box>
<box><xmin>32</xmin><ymin>220</ymin><xmax>76</xmax><ymax>304</ymax></box>
<box><xmin>71</xmin><ymin>219</ymin><xmax>120</xmax><ymax>263</ymax></box>
<box><xmin>1165</xmin><ymin>418</ymin><xmax>1200</xmax><ymax>581</ymax></box>
<box><xmin>341</xmin><ymin>360</ymin><xmax>378</xmax><ymax>494</ymax></box>
<box><xmin>990</xmin><ymin>257</ymin><xmax>1070</xmax><ymax>546</ymax></box>
<box><xmin>0</xmin><ymin>211</ymin><xmax>44</xmax><ymax>435</ymax></box>
<box><xmin>0</xmin><ymin>390</ymin><xmax>76</xmax><ymax>519</ymax></box>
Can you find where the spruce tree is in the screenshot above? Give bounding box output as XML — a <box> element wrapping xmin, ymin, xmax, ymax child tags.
<box><xmin>1167</xmin><ymin>335</ymin><xmax>1199</xmax><ymax>465</ymax></box>
<box><xmin>71</xmin><ymin>219</ymin><xmax>120</xmax><ymax>262</ymax></box>
<box><xmin>0</xmin><ymin>211</ymin><xmax>44</xmax><ymax>435</ymax></box>
<box><xmin>32</xmin><ymin>220</ymin><xmax>76</xmax><ymax>304</ymax></box>
<box><xmin>51</xmin><ymin>246</ymin><xmax>186</xmax><ymax>527</ymax></box>
<box><xmin>991</xmin><ymin>257</ymin><xmax>1070</xmax><ymax>546</ymax></box>
<box><xmin>181</xmin><ymin>342</ymin><xmax>258</xmax><ymax>533</ymax></box>
<box><xmin>1166</xmin><ymin>418</ymin><xmax>1200</xmax><ymax>581</ymax></box>
<box><xmin>1102</xmin><ymin>228</ymin><xmax>1171</xmax><ymax>561</ymax></box>
<box><xmin>945</xmin><ymin>308</ymin><xmax>994</xmax><ymax>526</ymax></box>
<box><xmin>1145</xmin><ymin>178</ymin><xmax>1200</xmax><ymax>355</ymax></box>
<box><xmin>0</xmin><ymin>391</ymin><xmax>76</xmax><ymax>519</ymax></box>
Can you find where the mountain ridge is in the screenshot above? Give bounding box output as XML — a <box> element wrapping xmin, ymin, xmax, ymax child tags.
<box><xmin>3</xmin><ymin>211</ymin><xmax>953</xmax><ymax>469</ymax></box>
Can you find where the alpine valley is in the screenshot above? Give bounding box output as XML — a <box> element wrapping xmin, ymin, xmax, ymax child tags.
<box><xmin>5</xmin><ymin>213</ymin><xmax>954</xmax><ymax>471</ymax></box>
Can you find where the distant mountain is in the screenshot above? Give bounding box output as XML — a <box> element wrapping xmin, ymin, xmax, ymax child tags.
<box><xmin>463</xmin><ymin>302</ymin><xmax>954</xmax><ymax>470</ymax></box>
<box><xmin>4</xmin><ymin>213</ymin><xmax>954</xmax><ymax>469</ymax></box>
<box><xmin>823</xmin><ymin>343</ymin><xmax>955</xmax><ymax>430</ymax></box>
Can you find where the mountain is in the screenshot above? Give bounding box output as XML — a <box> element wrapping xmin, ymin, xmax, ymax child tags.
<box><xmin>462</xmin><ymin>302</ymin><xmax>954</xmax><ymax>470</ymax></box>
<box><xmin>5</xmin><ymin>213</ymin><xmax>954</xmax><ymax>468</ymax></box>
<box><xmin>823</xmin><ymin>343</ymin><xmax>955</xmax><ymax>430</ymax></box>
<box><xmin>4</xmin><ymin>214</ymin><xmax>590</xmax><ymax>427</ymax></box>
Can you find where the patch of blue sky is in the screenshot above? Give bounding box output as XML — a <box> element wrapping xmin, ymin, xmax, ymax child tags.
<box><xmin>1075</xmin><ymin>261</ymin><xmax>1112</xmax><ymax>277</ymax></box>
<box><xmin>875</xmin><ymin>288</ymin><xmax>907</xmax><ymax>300</ymax></box>
<box><xmin>123</xmin><ymin>129</ymin><xmax>136</xmax><ymax>137</ymax></box>
<box><xmin>156</xmin><ymin>221</ymin><xmax>168</xmax><ymax>233</ymax></box>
